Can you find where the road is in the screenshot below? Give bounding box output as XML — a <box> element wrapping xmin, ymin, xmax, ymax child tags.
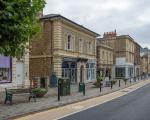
<box><xmin>60</xmin><ymin>83</ymin><xmax>150</xmax><ymax>120</ymax></box>
<box><xmin>14</xmin><ymin>79</ymin><xmax>150</xmax><ymax>120</ymax></box>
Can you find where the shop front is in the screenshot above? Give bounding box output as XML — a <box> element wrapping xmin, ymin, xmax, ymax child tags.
<box><xmin>112</xmin><ymin>65</ymin><xmax>135</xmax><ymax>80</ymax></box>
<box><xmin>61</xmin><ymin>57</ymin><xmax>96</xmax><ymax>84</ymax></box>
<box><xmin>0</xmin><ymin>54</ymin><xmax>29</xmax><ymax>91</ymax></box>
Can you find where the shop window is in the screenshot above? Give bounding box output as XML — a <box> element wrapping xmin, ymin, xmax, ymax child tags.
<box><xmin>115</xmin><ymin>67</ymin><xmax>125</xmax><ymax>78</ymax></box>
<box><xmin>86</xmin><ymin>63</ymin><xmax>95</xmax><ymax>81</ymax></box>
<box><xmin>0</xmin><ymin>55</ymin><xmax>12</xmax><ymax>83</ymax></box>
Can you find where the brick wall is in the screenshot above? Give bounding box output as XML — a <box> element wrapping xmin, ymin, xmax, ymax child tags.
<box><xmin>29</xmin><ymin>21</ymin><xmax>52</xmax><ymax>79</ymax></box>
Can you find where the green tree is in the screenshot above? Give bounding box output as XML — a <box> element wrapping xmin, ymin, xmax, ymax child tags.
<box><xmin>0</xmin><ymin>0</ymin><xmax>46</xmax><ymax>58</ymax></box>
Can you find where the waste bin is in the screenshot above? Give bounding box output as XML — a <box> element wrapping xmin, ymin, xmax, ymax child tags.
<box><xmin>78</xmin><ymin>82</ymin><xmax>85</xmax><ymax>92</ymax></box>
<box><xmin>58</xmin><ymin>78</ymin><xmax>70</xmax><ymax>96</ymax></box>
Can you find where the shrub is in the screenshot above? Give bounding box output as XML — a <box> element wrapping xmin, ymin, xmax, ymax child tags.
<box><xmin>93</xmin><ymin>75</ymin><xmax>103</xmax><ymax>88</ymax></box>
<box><xmin>111</xmin><ymin>80</ymin><xmax>117</xmax><ymax>85</ymax></box>
<box><xmin>32</xmin><ymin>88</ymin><xmax>48</xmax><ymax>97</ymax></box>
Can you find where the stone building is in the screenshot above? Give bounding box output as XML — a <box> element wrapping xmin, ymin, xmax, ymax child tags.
<box><xmin>29</xmin><ymin>14</ymin><xmax>99</xmax><ymax>87</ymax></box>
<box><xmin>100</xmin><ymin>30</ymin><xmax>141</xmax><ymax>80</ymax></box>
<box><xmin>140</xmin><ymin>47</ymin><xmax>149</xmax><ymax>76</ymax></box>
<box><xmin>140</xmin><ymin>54</ymin><xmax>148</xmax><ymax>75</ymax></box>
<box><xmin>96</xmin><ymin>39</ymin><xmax>114</xmax><ymax>79</ymax></box>
<box><xmin>0</xmin><ymin>49</ymin><xmax>29</xmax><ymax>91</ymax></box>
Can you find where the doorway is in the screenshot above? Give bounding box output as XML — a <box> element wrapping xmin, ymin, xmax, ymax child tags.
<box><xmin>16</xmin><ymin>62</ymin><xmax>24</xmax><ymax>86</ymax></box>
<box><xmin>40</xmin><ymin>77</ymin><xmax>46</xmax><ymax>88</ymax></box>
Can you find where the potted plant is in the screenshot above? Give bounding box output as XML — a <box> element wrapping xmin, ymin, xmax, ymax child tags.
<box><xmin>32</xmin><ymin>88</ymin><xmax>48</xmax><ymax>97</ymax></box>
<box><xmin>111</xmin><ymin>80</ymin><xmax>117</xmax><ymax>85</ymax></box>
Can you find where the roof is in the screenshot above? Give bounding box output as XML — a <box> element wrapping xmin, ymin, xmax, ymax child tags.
<box><xmin>40</xmin><ymin>14</ymin><xmax>100</xmax><ymax>37</ymax></box>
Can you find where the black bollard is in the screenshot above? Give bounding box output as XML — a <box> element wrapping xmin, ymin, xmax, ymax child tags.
<box><xmin>58</xmin><ymin>83</ymin><xmax>60</xmax><ymax>101</ymax></box>
<box><xmin>111</xmin><ymin>81</ymin><xmax>113</xmax><ymax>89</ymax></box>
<box><xmin>119</xmin><ymin>80</ymin><xmax>120</xmax><ymax>87</ymax></box>
<box><xmin>100</xmin><ymin>81</ymin><xmax>102</xmax><ymax>92</ymax></box>
<box><xmin>130</xmin><ymin>78</ymin><xmax>131</xmax><ymax>84</ymax></box>
<box><xmin>125</xmin><ymin>79</ymin><xmax>127</xmax><ymax>85</ymax></box>
<box><xmin>83</xmin><ymin>83</ymin><xmax>85</xmax><ymax>96</ymax></box>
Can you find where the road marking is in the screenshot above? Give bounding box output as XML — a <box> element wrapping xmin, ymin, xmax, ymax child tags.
<box><xmin>14</xmin><ymin>79</ymin><xmax>150</xmax><ymax>120</ymax></box>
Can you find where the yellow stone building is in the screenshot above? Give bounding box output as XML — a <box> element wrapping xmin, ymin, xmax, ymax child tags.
<box><xmin>96</xmin><ymin>40</ymin><xmax>114</xmax><ymax>78</ymax></box>
<box><xmin>141</xmin><ymin>54</ymin><xmax>148</xmax><ymax>74</ymax></box>
<box><xmin>30</xmin><ymin>14</ymin><xmax>99</xmax><ymax>86</ymax></box>
<box><xmin>100</xmin><ymin>31</ymin><xmax>141</xmax><ymax>80</ymax></box>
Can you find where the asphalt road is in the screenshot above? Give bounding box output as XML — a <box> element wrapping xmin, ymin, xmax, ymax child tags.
<box><xmin>60</xmin><ymin>83</ymin><xmax>150</xmax><ymax>120</ymax></box>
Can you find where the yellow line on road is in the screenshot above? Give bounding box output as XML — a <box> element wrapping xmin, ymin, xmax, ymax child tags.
<box><xmin>14</xmin><ymin>79</ymin><xmax>150</xmax><ymax>120</ymax></box>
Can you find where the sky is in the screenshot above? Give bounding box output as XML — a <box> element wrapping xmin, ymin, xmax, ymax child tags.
<box><xmin>43</xmin><ymin>0</ymin><xmax>150</xmax><ymax>48</ymax></box>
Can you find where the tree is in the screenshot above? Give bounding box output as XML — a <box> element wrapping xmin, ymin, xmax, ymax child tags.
<box><xmin>0</xmin><ymin>0</ymin><xmax>46</xmax><ymax>58</ymax></box>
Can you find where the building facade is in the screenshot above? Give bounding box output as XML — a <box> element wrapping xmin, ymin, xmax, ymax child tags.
<box><xmin>0</xmin><ymin>50</ymin><xmax>29</xmax><ymax>91</ymax></box>
<box><xmin>140</xmin><ymin>47</ymin><xmax>149</xmax><ymax>76</ymax></box>
<box><xmin>140</xmin><ymin>54</ymin><xmax>148</xmax><ymax>75</ymax></box>
<box><xmin>30</xmin><ymin>14</ymin><xmax>99</xmax><ymax>87</ymax></box>
<box><xmin>100</xmin><ymin>31</ymin><xmax>141</xmax><ymax>80</ymax></box>
<box><xmin>96</xmin><ymin>39</ymin><xmax>114</xmax><ymax>79</ymax></box>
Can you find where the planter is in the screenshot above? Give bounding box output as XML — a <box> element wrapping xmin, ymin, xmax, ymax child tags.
<box><xmin>32</xmin><ymin>88</ymin><xmax>48</xmax><ymax>97</ymax></box>
<box><xmin>93</xmin><ymin>82</ymin><xmax>103</xmax><ymax>88</ymax></box>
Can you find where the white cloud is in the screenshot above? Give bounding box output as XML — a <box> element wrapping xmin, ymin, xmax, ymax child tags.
<box><xmin>44</xmin><ymin>0</ymin><xmax>150</xmax><ymax>48</ymax></box>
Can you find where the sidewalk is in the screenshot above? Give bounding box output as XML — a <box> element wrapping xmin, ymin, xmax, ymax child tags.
<box><xmin>0</xmin><ymin>78</ymin><xmax>149</xmax><ymax>120</ymax></box>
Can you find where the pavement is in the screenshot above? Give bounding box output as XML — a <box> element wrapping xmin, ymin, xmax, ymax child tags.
<box><xmin>13</xmin><ymin>78</ymin><xmax>150</xmax><ymax>120</ymax></box>
<box><xmin>0</xmin><ymin>78</ymin><xmax>148</xmax><ymax>120</ymax></box>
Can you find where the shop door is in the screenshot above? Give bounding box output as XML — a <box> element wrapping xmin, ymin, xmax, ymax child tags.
<box><xmin>16</xmin><ymin>62</ymin><xmax>24</xmax><ymax>86</ymax></box>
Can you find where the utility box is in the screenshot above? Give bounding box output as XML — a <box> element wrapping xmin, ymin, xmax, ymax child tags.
<box><xmin>78</xmin><ymin>82</ymin><xmax>85</xmax><ymax>92</ymax></box>
<box><xmin>58</xmin><ymin>78</ymin><xmax>70</xmax><ymax>96</ymax></box>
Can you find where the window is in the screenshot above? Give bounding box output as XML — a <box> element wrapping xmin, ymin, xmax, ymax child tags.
<box><xmin>65</xmin><ymin>34</ymin><xmax>75</xmax><ymax>51</ymax></box>
<box><xmin>88</xmin><ymin>42</ymin><xmax>92</xmax><ymax>53</ymax></box>
<box><xmin>67</xmin><ymin>35</ymin><xmax>71</xmax><ymax>50</ymax></box>
<box><xmin>128</xmin><ymin>67</ymin><xmax>133</xmax><ymax>77</ymax></box>
<box><xmin>102</xmin><ymin>51</ymin><xmax>104</xmax><ymax>58</ymax></box>
<box><xmin>0</xmin><ymin>55</ymin><xmax>12</xmax><ymax>83</ymax></box>
<box><xmin>115</xmin><ymin>67</ymin><xmax>125</xmax><ymax>78</ymax></box>
<box><xmin>79</xmin><ymin>39</ymin><xmax>83</xmax><ymax>52</ymax></box>
<box><xmin>86</xmin><ymin>63</ymin><xmax>95</xmax><ymax>81</ymax></box>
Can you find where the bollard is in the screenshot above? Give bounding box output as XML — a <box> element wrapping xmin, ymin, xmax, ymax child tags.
<box><xmin>83</xmin><ymin>83</ymin><xmax>85</xmax><ymax>96</ymax></box>
<box><xmin>130</xmin><ymin>78</ymin><xmax>131</xmax><ymax>84</ymax></box>
<box><xmin>134</xmin><ymin>77</ymin><xmax>136</xmax><ymax>82</ymax></box>
<box><xmin>118</xmin><ymin>80</ymin><xmax>120</xmax><ymax>87</ymax></box>
<box><xmin>100</xmin><ymin>81</ymin><xmax>102</xmax><ymax>92</ymax></box>
<box><xmin>111</xmin><ymin>81</ymin><xmax>113</xmax><ymax>89</ymax></box>
<box><xmin>125</xmin><ymin>79</ymin><xmax>127</xmax><ymax>85</ymax></box>
<box><xmin>58</xmin><ymin>83</ymin><xmax>61</xmax><ymax>101</ymax></box>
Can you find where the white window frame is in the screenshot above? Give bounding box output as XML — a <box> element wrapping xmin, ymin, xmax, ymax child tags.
<box><xmin>65</xmin><ymin>34</ymin><xmax>75</xmax><ymax>51</ymax></box>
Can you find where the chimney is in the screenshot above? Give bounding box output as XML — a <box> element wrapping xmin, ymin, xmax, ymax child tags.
<box><xmin>103</xmin><ymin>30</ymin><xmax>117</xmax><ymax>38</ymax></box>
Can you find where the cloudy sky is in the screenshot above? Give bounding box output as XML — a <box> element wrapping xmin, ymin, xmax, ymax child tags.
<box><xmin>44</xmin><ymin>0</ymin><xmax>150</xmax><ymax>48</ymax></box>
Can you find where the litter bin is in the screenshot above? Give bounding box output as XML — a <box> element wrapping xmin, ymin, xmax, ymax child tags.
<box><xmin>78</xmin><ymin>82</ymin><xmax>85</xmax><ymax>92</ymax></box>
<box><xmin>58</xmin><ymin>78</ymin><xmax>70</xmax><ymax>96</ymax></box>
